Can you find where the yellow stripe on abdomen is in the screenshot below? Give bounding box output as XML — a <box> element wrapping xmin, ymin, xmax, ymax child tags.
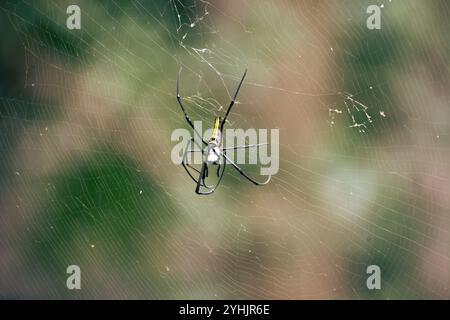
<box><xmin>209</xmin><ymin>117</ymin><xmax>220</xmax><ymax>143</ymax></box>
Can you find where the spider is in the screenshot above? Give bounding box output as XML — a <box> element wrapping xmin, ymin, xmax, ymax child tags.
<box><xmin>176</xmin><ymin>66</ymin><xmax>271</xmax><ymax>195</ymax></box>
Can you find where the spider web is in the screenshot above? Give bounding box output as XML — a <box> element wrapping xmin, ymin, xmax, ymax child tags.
<box><xmin>1</xmin><ymin>0</ymin><xmax>450</xmax><ymax>299</ymax></box>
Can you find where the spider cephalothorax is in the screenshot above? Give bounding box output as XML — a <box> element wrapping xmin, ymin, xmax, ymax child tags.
<box><xmin>177</xmin><ymin>67</ymin><xmax>271</xmax><ymax>195</ymax></box>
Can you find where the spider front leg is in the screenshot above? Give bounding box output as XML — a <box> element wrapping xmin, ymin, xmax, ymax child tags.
<box><xmin>177</xmin><ymin>66</ymin><xmax>208</xmax><ymax>146</ymax></box>
<box><xmin>220</xmin><ymin>69</ymin><xmax>247</xmax><ymax>131</ymax></box>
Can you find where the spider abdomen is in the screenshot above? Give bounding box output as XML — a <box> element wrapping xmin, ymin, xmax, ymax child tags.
<box><xmin>209</xmin><ymin>116</ymin><xmax>223</xmax><ymax>146</ymax></box>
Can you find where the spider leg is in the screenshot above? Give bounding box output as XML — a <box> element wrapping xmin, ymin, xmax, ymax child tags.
<box><xmin>195</xmin><ymin>162</ymin><xmax>215</xmax><ymax>195</ymax></box>
<box><xmin>177</xmin><ymin>66</ymin><xmax>207</xmax><ymax>146</ymax></box>
<box><xmin>223</xmin><ymin>142</ymin><xmax>268</xmax><ymax>150</ymax></box>
<box><xmin>181</xmin><ymin>138</ymin><xmax>213</xmax><ymax>189</ymax></box>
<box><xmin>186</xmin><ymin>163</ymin><xmax>214</xmax><ymax>188</ymax></box>
<box><xmin>220</xmin><ymin>69</ymin><xmax>247</xmax><ymax>131</ymax></box>
<box><xmin>197</xmin><ymin>144</ymin><xmax>218</xmax><ymax>189</ymax></box>
<box><xmin>211</xmin><ymin>148</ymin><xmax>223</xmax><ymax>178</ymax></box>
<box><xmin>198</xmin><ymin>154</ymin><xmax>216</xmax><ymax>188</ymax></box>
<box><xmin>181</xmin><ymin>139</ymin><xmax>203</xmax><ymax>184</ymax></box>
<box><xmin>222</xmin><ymin>153</ymin><xmax>271</xmax><ymax>186</ymax></box>
<box><xmin>195</xmin><ymin>151</ymin><xmax>227</xmax><ymax>195</ymax></box>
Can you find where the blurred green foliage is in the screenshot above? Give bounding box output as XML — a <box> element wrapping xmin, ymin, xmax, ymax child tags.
<box><xmin>1</xmin><ymin>0</ymin><xmax>449</xmax><ymax>299</ymax></box>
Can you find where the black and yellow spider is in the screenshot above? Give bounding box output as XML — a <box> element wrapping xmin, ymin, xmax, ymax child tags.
<box><xmin>176</xmin><ymin>67</ymin><xmax>271</xmax><ymax>195</ymax></box>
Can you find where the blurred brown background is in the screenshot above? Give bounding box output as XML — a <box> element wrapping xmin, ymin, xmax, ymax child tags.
<box><xmin>0</xmin><ymin>0</ymin><xmax>449</xmax><ymax>299</ymax></box>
